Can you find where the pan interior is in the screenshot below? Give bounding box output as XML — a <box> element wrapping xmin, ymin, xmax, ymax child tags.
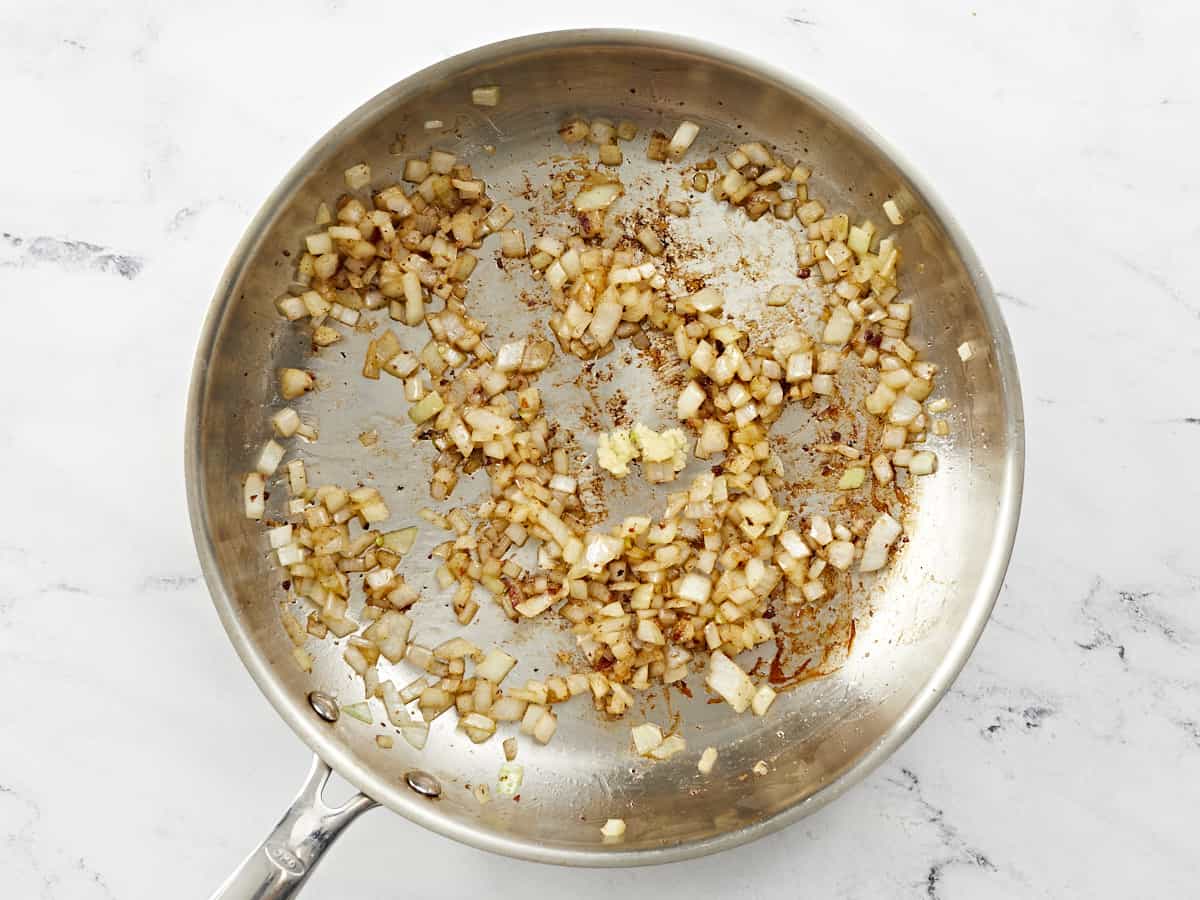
<box><xmin>190</xmin><ymin>32</ymin><xmax>1020</xmax><ymax>863</ymax></box>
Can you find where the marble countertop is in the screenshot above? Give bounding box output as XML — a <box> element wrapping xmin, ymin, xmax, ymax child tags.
<box><xmin>2</xmin><ymin>1</ymin><xmax>1197</xmax><ymax>897</ymax></box>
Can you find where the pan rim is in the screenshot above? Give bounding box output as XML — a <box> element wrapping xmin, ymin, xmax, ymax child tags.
<box><xmin>185</xmin><ymin>26</ymin><xmax>1025</xmax><ymax>867</ymax></box>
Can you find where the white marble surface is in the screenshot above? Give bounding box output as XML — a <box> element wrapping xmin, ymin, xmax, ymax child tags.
<box><xmin>2</xmin><ymin>0</ymin><xmax>1197</xmax><ymax>896</ymax></box>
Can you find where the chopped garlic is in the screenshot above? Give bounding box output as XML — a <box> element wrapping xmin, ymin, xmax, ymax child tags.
<box><xmin>698</xmin><ymin>746</ymin><xmax>719</xmax><ymax>774</ymax></box>
<box><xmin>632</xmin><ymin>423</ymin><xmax>687</xmax><ymax>470</ymax></box>
<box><xmin>752</xmin><ymin>760</ymin><xmax>769</xmax><ymax>776</ymax></box>
<box><xmin>597</xmin><ymin>422</ymin><xmax>687</xmax><ymax>482</ymax></box>
<box><xmin>597</xmin><ymin>429</ymin><xmax>637</xmax><ymax>477</ymax></box>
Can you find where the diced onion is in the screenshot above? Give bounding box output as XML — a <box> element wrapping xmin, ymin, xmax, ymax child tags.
<box><xmin>532</xmin><ymin>709</ymin><xmax>558</xmax><ymax>743</ymax></box>
<box><xmin>636</xmin><ymin>227</ymin><xmax>663</xmax><ymax>256</ymax></box>
<box><xmin>584</xmin><ymin>534</ymin><xmax>624</xmax><ymax>573</ymax></box>
<box><xmin>344</xmin><ymin>164</ymin><xmax>371</xmax><ymax>190</ymax></box>
<box><xmin>909</xmin><ymin>451</ymin><xmax>938</xmax><ymax>475</ymax></box>
<box><xmin>687</xmin><ymin>286</ymin><xmax>724</xmax><ymax>314</ymax></box>
<box><xmin>272</xmin><ymin>408</ymin><xmax>301</xmax><ymax>437</ymax></box>
<box><xmin>779</xmin><ymin>529</ymin><xmax>811</xmax><ymax>559</ymax></box>
<box><xmin>279</xmin><ymin>368</ymin><xmax>314</xmax><ymax>400</ymax></box>
<box><xmin>497</xmin><ymin>762</ymin><xmax>523</xmax><ymax>795</ymax></box>
<box><xmin>827</xmin><ymin>540</ymin><xmax>855</xmax><ymax>571</ymax></box>
<box><xmin>256</xmin><ymin>440</ymin><xmax>285</xmax><ymax>476</ymax></box>
<box><xmin>822</xmin><ymin>307</ymin><xmax>855</xmax><ymax>346</ymax></box>
<box><xmin>409</xmin><ymin>391</ymin><xmax>444</xmax><ymax>424</ymax></box>
<box><xmin>461</xmin><ymin>712</ymin><xmax>497</xmax><ymax>743</ymax></box>
<box><xmin>243</xmin><ymin>473</ymin><xmax>265</xmax><ymax>520</ymax></box>
<box><xmin>258</xmin><ymin>117</ymin><xmax>944</xmax><ymax>757</ymax></box>
<box><xmin>305</xmin><ymin>233</ymin><xmax>332</xmax><ymax>255</ymax></box>
<box><xmin>549</xmin><ymin>473</ymin><xmax>577</xmax><ymax>494</ymax></box>
<box><xmin>341</xmin><ymin>701</ymin><xmax>372</xmax><ymax>723</ymax></box>
<box><xmin>678</xmin><ymin>572</ymin><xmax>712</xmax><ymax>604</ymax></box>
<box><xmin>588</xmin><ymin>298</ymin><xmax>622</xmax><ymax>347</ymax></box>
<box><xmin>705</xmin><ymin>651</ymin><xmax>755</xmax><ymax>712</ymax></box>
<box><xmin>632</xmin><ymin>723</ymin><xmax>663</xmax><ymax>755</ymax></box>
<box><xmin>837</xmin><ymin>467</ymin><xmax>865</xmax><ymax>490</ymax></box>
<box><xmin>677</xmin><ymin>381</ymin><xmax>705</xmax><ymax>419</ymax></box>
<box><xmin>750</xmin><ymin>684</ymin><xmax>776</xmax><ymax>716</ymax></box>
<box><xmin>589</xmin><ymin>119</ymin><xmax>616</xmax><ymax>144</ymax></box>
<box><xmin>649</xmin><ymin>734</ymin><xmax>686</xmax><ymax>760</ymax></box>
<box><xmin>601</xmin><ymin>818</ymin><xmax>626</xmax><ymax>839</ymax></box>
<box><xmin>888</xmin><ymin>394</ymin><xmax>922</xmax><ymax>426</ymax></box>
<box><xmin>860</xmin><ymin>513</ymin><xmax>902</xmax><ymax>573</ymax></box>
<box><xmin>767</xmin><ymin>285</ymin><xmax>797</xmax><ymax>307</ymax></box>
<box><xmin>476</xmin><ymin>648</ymin><xmax>516</xmax><ymax>684</ymax></box>
<box><xmin>574</xmin><ymin>182</ymin><xmax>622</xmax><ymax>212</ymax></box>
<box><xmin>267</xmin><ymin>524</ymin><xmax>293</xmax><ymax>549</ymax></box>
<box><xmin>499</xmin><ymin>230</ymin><xmax>526</xmax><ymax>259</ymax></box>
<box><xmin>471</xmin><ymin>85</ymin><xmax>500</xmax><ymax>107</ymax></box>
<box><xmin>667</xmin><ymin>121</ymin><xmax>700</xmax><ymax>160</ymax></box>
<box><xmin>275</xmin><ymin>294</ymin><xmax>306</xmax><ymax>320</ymax></box>
<box><xmin>490</xmin><ymin>697</ymin><xmax>527</xmax><ymax>722</ymax></box>
<box><xmin>401</xmin><ymin>722</ymin><xmax>429</xmax><ymax>749</ymax></box>
<box><xmin>380</xmin><ymin>527</ymin><xmax>418</xmax><ymax>555</ymax></box>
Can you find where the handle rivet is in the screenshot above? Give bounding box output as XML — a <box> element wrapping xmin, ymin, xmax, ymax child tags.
<box><xmin>308</xmin><ymin>691</ymin><xmax>339</xmax><ymax>723</ymax></box>
<box><xmin>405</xmin><ymin>770</ymin><xmax>442</xmax><ymax>798</ymax></box>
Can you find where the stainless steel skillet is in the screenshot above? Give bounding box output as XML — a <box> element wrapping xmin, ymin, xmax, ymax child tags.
<box><xmin>186</xmin><ymin>28</ymin><xmax>1024</xmax><ymax>898</ymax></box>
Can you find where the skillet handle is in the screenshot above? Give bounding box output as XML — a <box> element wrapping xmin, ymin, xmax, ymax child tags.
<box><xmin>209</xmin><ymin>754</ymin><xmax>377</xmax><ymax>900</ymax></box>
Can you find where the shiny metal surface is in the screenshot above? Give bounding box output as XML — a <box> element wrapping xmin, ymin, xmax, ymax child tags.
<box><xmin>306</xmin><ymin>691</ymin><xmax>339</xmax><ymax>724</ymax></box>
<box><xmin>187</xmin><ymin>28</ymin><xmax>1024</xmax><ymax>875</ymax></box>
<box><xmin>405</xmin><ymin>770</ymin><xmax>444</xmax><ymax>800</ymax></box>
<box><xmin>208</xmin><ymin>756</ymin><xmax>376</xmax><ymax>900</ymax></box>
